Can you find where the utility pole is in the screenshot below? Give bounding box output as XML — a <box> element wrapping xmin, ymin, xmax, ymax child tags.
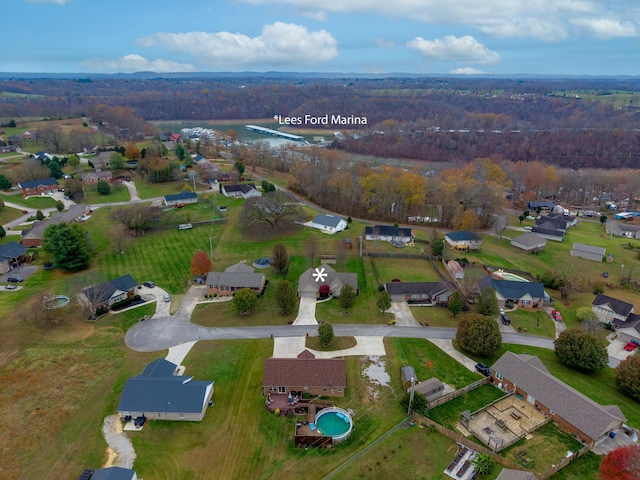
<box><xmin>408</xmin><ymin>377</ymin><xmax>415</xmax><ymax>415</ymax></box>
<box><xmin>359</xmin><ymin>235</ymin><xmax>363</xmax><ymax>258</ymax></box>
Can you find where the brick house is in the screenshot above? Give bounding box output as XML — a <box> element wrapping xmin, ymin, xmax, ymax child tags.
<box><xmin>81</xmin><ymin>171</ymin><xmax>113</xmax><ymax>184</ymax></box>
<box><xmin>206</xmin><ymin>262</ymin><xmax>265</xmax><ymax>296</ymax></box>
<box><xmin>18</xmin><ymin>177</ymin><xmax>58</xmax><ymax>197</ymax></box>
<box><xmin>491</xmin><ymin>352</ymin><xmax>625</xmax><ymax>448</ymax></box>
<box><xmin>384</xmin><ymin>281</ymin><xmax>456</xmax><ymax>305</ymax></box>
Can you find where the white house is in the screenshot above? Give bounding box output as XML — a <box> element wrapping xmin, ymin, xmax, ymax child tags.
<box><xmin>310</xmin><ymin>214</ymin><xmax>347</xmax><ymax>234</ymax></box>
<box><xmin>221</xmin><ymin>184</ymin><xmax>262</xmax><ymax>199</ymax></box>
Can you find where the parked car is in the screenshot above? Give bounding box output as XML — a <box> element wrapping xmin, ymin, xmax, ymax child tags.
<box><xmin>164</xmin><ymin>293</ymin><xmax>170</xmax><ymax>302</ymax></box>
<box><xmin>601</xmin><ymin>272</ymin><xmax>609</xmax><ymax>278</ymax></box>
<box><xmin>5</xmin><ymin>283</ymin><xmax>17</xmax><ymax>290</ymax></box>
<box><xmin>475</xmin><ymin>363</ymin><xmax>492</xmax><ymax>376</ymax></box>
<box><xmin>551</xmin><ymin>309</ymin><xmax>563</xmax><ymax>321</ymax></box>
<box><xmin>523</xmin><ymin>226</ymin><xmax>532</xmax><ymax>230</ymax></box>
<box><xmin>500</xmin><ymin>314</ymin><xmax>511</xmax><ymax>325</ymax></box>
<box><xmin>143</xmin><ymin>281</ymin><xmax>155</xmax><ymax>288</ymax></box>
<box><xmin>7</xmin><ymin>276</ymin><xmax>23</xmax><ymax>283</ymax></box>
<box><xmin>624</xmin><ymin>341</ymin><xmax>639</xmax><ymax>352</ymax></box>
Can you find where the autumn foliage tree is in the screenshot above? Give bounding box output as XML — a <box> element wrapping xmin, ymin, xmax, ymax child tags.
<box><xmin>191</xmin><ymin>251</ymin><xmax>212</xmax><ymax>277</ymax></box>
<box><xmin>599</xmin><ymin>444</ymin><xmax>640</xmax><ymax>480</ymax></box>
<box><xmin>125</xmin><ymin>142</ymin><xmax>141</xmax><ymax>160</ymax></box>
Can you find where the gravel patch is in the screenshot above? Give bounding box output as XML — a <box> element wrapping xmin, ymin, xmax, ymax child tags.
<box><xmin>102</xmin><ymin>414</ymin><xmax>136</xmax><ymax>469</ymax></box>
<box><xmin>362</xmin><ymin>355</ymin><xmax>391</xmax><ymax>399</ymax></box>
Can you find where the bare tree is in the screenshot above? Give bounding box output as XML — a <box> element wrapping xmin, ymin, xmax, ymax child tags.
<box><xmin>305</xmin><ymin>236</ymin><xmax>320</xmax><ymax>267</ymax></box>
<box><xmin>73</xmin><ymin>272</ymin><xmax>111</xmax><ymax>319</ymax></box>
<box><xmin>336</xmin><ymin>238</ymin><xmax>349</xmax><ymax>268</ymax></box>
<box><xmin>494</xmin><ymin>215</ymin><xmax>508</xmax><ymax>239</ymax></box>
<box><xmin>239</xmin><ymin>191</ymin><xmax>301</xmax><ymax>233</ymax></box>
<box><xmin>111</xmin><ymin>204</ymin><xmax>157</xmax><ymax>237</ymax></box>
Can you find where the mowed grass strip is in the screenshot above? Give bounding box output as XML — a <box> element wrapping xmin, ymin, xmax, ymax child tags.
<box><xmin>83</xmin><ymin>184</ymin><xmax>130</xmax><ymax>204</ymax></box>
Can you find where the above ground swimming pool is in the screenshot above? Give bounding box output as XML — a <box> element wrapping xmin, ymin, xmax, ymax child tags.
<box><xmin>315</xmin><ymin>407</ymin><xmax>353</xmax><ymax>443</ymax></box>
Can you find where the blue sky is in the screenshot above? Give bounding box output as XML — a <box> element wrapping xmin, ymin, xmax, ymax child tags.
<box><xmin>3</xmin><ymin>0</ymin><xmax>640</xmax><ymax>75</ymax></box>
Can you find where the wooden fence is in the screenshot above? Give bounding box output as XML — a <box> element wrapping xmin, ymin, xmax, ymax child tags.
<box><xmin>539</xmin><ymin>445</ymin><xmax>591</xmax><ymax>479</ymax></box>
<box><xmin>426</xmin><ymin>376</ymin><xmax>492</xmax><ymax>410</ymax></box>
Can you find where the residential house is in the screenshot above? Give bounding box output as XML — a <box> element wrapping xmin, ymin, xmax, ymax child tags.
<box><xmin>531</xmin><ymin>222</ymin><xmax>565</xmax><ymax>242</ymax></box>
<box><xmin>86</xmin><ymin>467</ymin><xmax>138</xmax><ymax>480</ymax></box>
<box><xmin>570</xmin><ymin>243</ymin><xmax>605</xmax><ymax>262</ymax></box>
<box><xmin>206</xmin><ymin>262</ymin><xmax>266</xmax><ymax>296</ymax></box>
<box><xmin>21</xmin><ymin>204</ymin><xmax>91</xmax><ymax>247</ymax></box>
<box><xmin>365</xmin><ymin>225</ymin><xmax>413</xmax><ymax>243</ymax></box>
<box><xmin>0</xmin><ymin>241</ymin><xmax>26</xmax><ymax>273</ymax></box>
<box><xmin>0</xmin><ymin>145</ymin><xmax>17</xmax><ymax>153</ymax></box>
<box><xmin>263</xmin><ymin>350</ymin><xmax>346</xmax><ymax>397</ymax></box>
<box><xmin>445</xmin><ymin>260</ymin><xmax>465</xmax><ymax>280</ymax></box>
<box><xmin>510</xmin><ymin>233</ymin><xmax>547</xmax><ymax>253</ymax></box>
<box><xmin>445</xmin><ymin>231</ymin><xmax>482</xmax><ymax>251</ymax></box>
<box><xmin>478</xmin><ymin>276</ymin><xmax>547</xmax><ymax>309</ymax></box>
<box><xmin>492</xmin><ymin>352</ymin><xmax>626</xmax><ymax>447</ymax></box>
<box><xmin>118</xmin><ymin>358</ymin><xmax>214</xmax><ymax>422</ymax></box>
<box><xmin>164</xmin><ymin>190</ymin><xmax>198</xmax><ymax>207</ymax></box>
<box><xmin>92</xmin><ymin>152</ymin><xmax>112</xmax><ymax>171</ymax></box>
<box><xmin>591</xmin><ymin>293</ymin><xmax>635</xmax><ymax>324</ymax></box>
<box><xmin>221</xmin><ymin>183</ymin><xmax>261</xmax><ymax>199</ymax></box>
<box><xmin>17</xmin><ymin>177</ymin><xmax>58</xmax><ymax>197</ymax></box>
<box><xmin>81</xmin><ymin>171</ymin><xmax>113</xmax><ymax>184</ymax></box>
<box><xmin>527</xmin><ymin>201</ymin><xmax>555</xmax><ymax>211</ymax></box>
<box><xmin>605</xmin><ymin>221</ymin><xmax>640</xmax><ymax>239</ymax></box>
<box><xmin>384</xmin><ymin>281</ymin><xmax>457</xmax><ymax>305</ymax></box>
<box><xmin>297</xmin><ymin>263</ymin><xmax>358</xmax><ymax>298</ymax></box>
<box><xmin>169</xmin><ymin>133</ymin><xmax>181</xmax><ymax>142</ymax></box>
<box><xmin>548</xmin><ymin>211</ymin><xmax>579</xmax><ymax>227</ymax></box>
<box><xmin>310</xmin><ymin>214</ymin><xmax>348</xmax><ymax>234</ymax></box>
<box><xmin>80</xmin><ymin>274</ymin><xmax>139</xmax><ymax>312</ymax></box>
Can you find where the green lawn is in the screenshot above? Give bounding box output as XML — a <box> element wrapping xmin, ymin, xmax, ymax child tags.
<box><xmin>0</xmin><ymin>205</ymin><xmax>24</xmax><ymax>225</ymax></box>
<box><xmin>83</xmin><ymin>185</ymin><xmax>130</xmax><ymax>204</ymax></box>
<box><xmin>0</xmin><ymin>193</ymin><xmax>58</xmax><ymax>209</ymax></box>
<box><xmin>373</xmin><ymin>257</ymin><xmax>443</xmax><ymax>282</ymax></box>
<box><xmin>133</xmin><ymin>175</ymin><xmax>187</xmax><ymax>199</ymax></box>
<box><xmin>508</xmin><ymin>308</ymin><xmax>556</xmax><ymax>338</ymax></box>
<box><xmin>426</xmin><ymin>384</ymin><xmax>507</xmax><ymax>429</ymax></box>
<box><xmin>410</xmin><ymin>306</ymin><xmax>459</xmax><ymax>327</ymax></box>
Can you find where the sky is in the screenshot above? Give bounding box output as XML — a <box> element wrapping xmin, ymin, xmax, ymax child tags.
<box><xmin>2</xmin><ymin>0</ymin><xmax>640</xmax><ymax>76</ymax></box>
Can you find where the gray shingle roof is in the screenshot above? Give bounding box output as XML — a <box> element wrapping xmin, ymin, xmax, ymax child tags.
<box><xmin>297</xmin><ymin>263</ymin><xmax>358</xmax><ymax>294</ymax></box>
<box><xmin>263</xmin><ymin>357</ymin><xmax>346</xmax><ymax>388</ymax></box>
<box><xmin>571</xmin><ymin>243</ymin><xmax>606</xmax><ymax>256</ymax></box>
<box><xmin>118</xmin><ymin>359</ymin><xmax>213</xmax><ymax>414</ymax></box>
<box><xmin>206</xmin><ymin>271</ymin><xmax>265</xmax><ymax>289</ymax></box>
<box><xmin>312</xmin><ymin>214</ymin><xmax>344</xmax><ymax>228</ymax></box>
<box><xmin>511</xmin><ymin>233</ymin><xmax>546</xmax><ymax>248</ymax></box>
<box><xmin>492</xmin><ymin>352</ymin><xmax>625</xmax><ymax>442</ymax></box>
<box><xmin>384</xmin><ymin>281</ymin><xmax>456</xmax><ymax>296</ymax></box>
<box><xmin>496</xmin><ymin>468</ymin><xmax>537</xmax><ymax>480</ymax></box>
<box><xmin>90</xmin><ymin>467</ymin><xmax>137</xmax><ymax>480</ymax></box>
<box><xmin>592</xmin><ymin>293</ymin><xmax>634</xmax><ymax>318</ymax></box>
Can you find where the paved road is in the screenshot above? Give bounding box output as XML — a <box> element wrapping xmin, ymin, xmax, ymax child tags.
<box><xmin>125</xmin><ymin>319</ymin><xmax>555</xmax><ymax>353</ymax></box>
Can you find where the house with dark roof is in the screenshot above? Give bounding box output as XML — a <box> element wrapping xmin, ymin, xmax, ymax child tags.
<box><xmin>401</xmin><ymin>366</ymin><xmax>417</xmax><ymax>389</ymax></box>
<box><xmin>297</xmin><ymin>263</ymin><xmax>358</xmax><ymax>298</ymax></box>
<box><xmin>492</xmin><ymin>352</ymin><xmax>626</xmax><ymax>447</ymax></box>
<box><xmin>206</xmin><ymin>262</ymin><xmax>266</xmax><ymax>296</ymax></box>
<box><xmin>445</xmin><ymin>231</ymin><xmax>482</xmax><ymax>251</ymax></box>
<box><xmin>510</xmin><ymin>232</ymin><xmax>546</xmax><ymax>252</ymax></box>
<box><xmin>118</xmin><ymin>358</ymin><xmax>214</xmax><ymax>422</ymax></box>
<box><xmin>365</xmin><ymin>225</ymin><xmax>413</xmax><ymax>243</ymax></box>
<box><xmin>91</xmin><ymin>152</ymin><xmax>112</xmax><ymax>171</ymax></box>
<box><xmin>263</xmin><ymin>351</ymin><xmax>346</xmax><ymax>397</ymax></box>
<box><xmin>570</xmin><ymin>243</ymin><xmax>605</xmax><ymax>262</ymax></box>
<box><xmin>384</xmin><ymin>281</ymin><xmax>456</xmax><ymax>305</ymax></box>
<box><xmin>527</xmin><ymin>201</ymin><xmax>555</xmax><ymax>211</ymax></box>
<box><xmin>591</xmin><ymin>293</ymin><xmax>635</xmax><ymax>324</ymax></box>
<box><xmin>17</xmin><ymin>177</ymin><xmax>58</xmax><ymax>197</ymax></box>
<box><xmin>221</xmin><ymin>183</ymin><xmax>261</xmax><ymax>199</ymax></box>
<box><xmin>163</xmin><ymin>190</ymin><xmax>198</xmax><ymax>206</ymax></box>
<box><xmin>548</xmin><ymin>211</ymin><xmax>578</xmax><ymax>227</ymax></box>
<box><xmin>310</xmin><ymin>214</ymin><xmax>347</xmax><ymax>234</ymax></box>
<box><xmin>0</xmin><ymin>241</ymin><xmax>26</xmax><ymax>273</ymax></box>
<box><xmin>80</xmin><ymin>274</ymin><xmax>139</xmax><ymax>312</ymax></box>
<box><xmin>531</xmin><ymin>223</ymin><xmax>564</xmax><ymax>242</ymax></box>
<box><xmin>21</xmin><ymin>204</ymin><xmax>91</xmax><ymax>247</ymax></box>
<box><xmin>413</xmin><ymin>378</ymin><xmax>445</xmax><ymax>402</ymax></box>
<box><xmin>85</xmin><ymin>466</ymin><xmax>138</xmax><ymax>480</ymax></box>
<box><xmin>478</xmin><ymin>276</ymin><xmax>547</xmax><ymax>309</ymax></box>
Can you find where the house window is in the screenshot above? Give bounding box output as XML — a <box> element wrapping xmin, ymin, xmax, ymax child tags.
<box><xmin>269</xmin><ymin>386</ymin><xmax>277</xmax><ymax>392</ymax></box>
<box><xmin>278</xmin><ymin>386</ymin><xmax>286</xmax><ymax>393</ymax></box>
<box><xmin>495</xmin><ymin>373</ymin><xmax>503</xmax><ymax>380</ymax></box>
<box><xmin>522</xmin><ymin>300</ymin><xmax>530</xmax><ymax>305</ymax></box>
<box><xmin>179</xmin><ymin>413</ymin><xmax>184</xmax><ymax>419</ymax></box>
<box><xmin>337</xmin><ymin>387</ymin><xmax>342</xmax><ymax>392</ymax></box>
<box><xmin>411</xmin><ymin>294</ymin><xmax>419</xmax><ymax>299</ymax></box>
<box><xmin>322</xmin><ymin>388</ymin><xmax>327</xmax><ymax>392</ymax></box>
<box><xmin>550</xmin><ymin>410</ymin><xmax>555</xmax><ymax>415</ymax></box>
<box><xmin>304</xmin><ymin>386</ymin><xmax>308</xmax><ymax>390</ymax></box>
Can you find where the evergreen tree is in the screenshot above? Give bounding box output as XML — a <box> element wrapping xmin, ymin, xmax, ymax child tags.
<box><xmin>97</xmin><ymin>179</ymin><xmax>111</xmax><ymax>195</ymax></box>
<box><xmin>476</xmin><ymin>287</ymin><xmax>500</xmax><ymax>317</ymax></box>
<box><xmin>42</xmin><ymin>223</ymin><xmax>91</xmax><ymax>272</ymax></box>
<box><xmin>554</xmin><ymin>329</ymin><xmax>608</xmax><ymax>372</ymax></box>
<box><xmin>0</xmin><ymin>225</ymin><xmax>5</xmax><ymax>240</ymax></box>
<box><xmin>339</xmin><ymin>284</ymin><xmax>357</xmax><ymax>312</ymax></box>
<box><xmin>35</xmin><ymin>210</ymin><xmax>45</xmax><ymax>221</ymax></box>
<box><xmin>448</xmin><ymin>290</ymin><xmax>463</xmax><ymax>317</ymax></box>
<box><xmin>275</xmin><ymin>280</ymin><xmax>297</xmax><ymax>315</ymax></box>
<box><xmin>318</xmin><ymin>322</ymin><xmax>334</xmax><ymax>346</ymax></box>
<box><xmin>272</xmin><ymin>243</ymin><xmax>288</xmax><ymax>273</ymax></box>
<box><xmin>456</xmin><ymin>313</ymin><xmax>502</xmax><ymax>356</ymax></box>
<box><xmin>55</xmin><ymin>200</ymin><xmax>65</xmax><ymax>212</ymax></box>
<box><xmin>232</xmin><ymin>288</ymin><xmax>258</xmax><ymax>315</ymax></box>
<box><xmin>377</xmin><ymin>290</ymin><xmax>391</xmax><ymax>312</ymax></box>
<box><xmin>0</xmin><ymin>174</ymin><xmax>11</xmax><ymax>190</ymax></box>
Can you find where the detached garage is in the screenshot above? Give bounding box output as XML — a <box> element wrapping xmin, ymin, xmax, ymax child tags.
<box><xmin>570</xmin><ymin>243</ymin><xmax>605</xmax><ymax>262</ymax></box>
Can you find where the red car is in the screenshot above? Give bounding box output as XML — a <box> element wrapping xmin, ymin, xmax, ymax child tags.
<box><xmin>624</xmin><ymin>341</ymin><xmax>638</xmax><ymax>352</ymax></box>
<box><xmin>551</xmin><ymin>309</ymin><xmax>563</xmax><ymax>321</ymax></box>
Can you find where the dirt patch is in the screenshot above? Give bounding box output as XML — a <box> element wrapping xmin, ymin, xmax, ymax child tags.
<box><xmin>362</xmin><ymin>355</ymin><xmax>391</xmax><ymax>400</ymax></box>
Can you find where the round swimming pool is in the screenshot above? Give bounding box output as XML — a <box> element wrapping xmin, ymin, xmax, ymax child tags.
<box><xmin>44</xmin><ymin>295</ymin><xmax>70</xmax><ymax>309</ymax></box>
<box><xmin>315</xmin><ymin>407</ymin><xmax>353</xmax><ymax>443</ymax></box>
<box><xmin>494</xmin><ymin>270</ymin><xmax>528</xmax><ymax>282</ymax></box>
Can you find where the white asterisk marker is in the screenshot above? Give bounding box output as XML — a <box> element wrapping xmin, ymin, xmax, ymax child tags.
<box><xmin>312</xmin><ymin>267</ymin><xmax>327</xmax><ymax>283</ymax></box>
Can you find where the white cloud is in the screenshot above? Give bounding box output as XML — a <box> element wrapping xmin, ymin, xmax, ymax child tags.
<box><xmin>375</xmin><ymin>38</ymin><xmax>396</xmax><ymax>48</ymax></box>
<box><xmin>407</xmin><ymin>35</ymin><xmax>499</xmax><ymax>64</ymax></box>
<box><xmin>138</xmin><ymin>22</ymin><xmax>338</xmax><ymax>68</ymax></box>
<box><xmin>240</xmin><ymin>0</ymin><xmax>640</xmax><ymax>41</ymax></box>
<box><xmin>80</xmin><ymin>54</ymin><xmax>195</xmax><ymax>73</ymax></box>
<box><xmin>570</xmin><ymin>16</ymin><xmax>637</xmax><ymax>38</ymax></box>
<box><xmin>450</xmin><ymin>67</ymin><xmax>484</xmax><ymax>74</ymax></box>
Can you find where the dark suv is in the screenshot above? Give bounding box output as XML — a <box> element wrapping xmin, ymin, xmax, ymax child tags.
<box><xmin>7</xmin><ymin>276</ymin><xmax>23</xmax><ymax>283</ymax></box>
<box><xmin>143</xmin><ymin>281</ymin><xmax>155</xmax><ymax>288</ymax></box>
<box><xmin>500</xmin><ymin>314</ymin><xmax>511</xmax><ymax>325</ymax></box>
<box><xmin>475</xmin><ymin>363</ymin><xmax>492</xmax><ymax>377</ymax></box>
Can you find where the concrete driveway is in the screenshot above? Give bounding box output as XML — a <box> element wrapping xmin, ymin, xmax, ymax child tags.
<box><xmin>122</xmin><ymin>180</ymin><xmax>140</xmax><ymax>201</ymax></box>
<box><xmin>607</xmin><ymin>338</ymin><xmax>637</xmax><ymax>363</ymax></box>
<box><xmin>293</xmin><ymin>296</ymin><xmax>318</xmax><ymax>326</ymax></box>
<box><xmin>389</xmin><ymin>302</ymin><xmax>420</xmax><ymax>327</ymax></box>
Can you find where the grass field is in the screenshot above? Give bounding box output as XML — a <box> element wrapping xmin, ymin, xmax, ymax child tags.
<box><xmin>0</xmin><ymin>193</ymin><xmax>58</xmax><ymax>209</ymax></box>
<box><xmin>0</xmin><ymin>205</ymin><xmax>25</xmax><ymax>225</ymax></box>
<box><xmin>132</xmin><ymin>174</ymin><xmax>187</xmax><ymax>199</ymax></box>
<box><xmin>426</xmin><ymin>384</ymin><xmax>507</xmax><ymax>429</ymax></box>
<box><xmin>410</xmin><ymin>306</ymin><xmax>459</xmax><ymax>327</ymax></box>
<box><xmin>83</xmin><ymin>184</ymin><xmax>130</xmax><ymax>204</ymax></box>
<box><xmin>373</xmin><ymin>257</ymin><xmax>442</xmax><ymax>282</ymax></box>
